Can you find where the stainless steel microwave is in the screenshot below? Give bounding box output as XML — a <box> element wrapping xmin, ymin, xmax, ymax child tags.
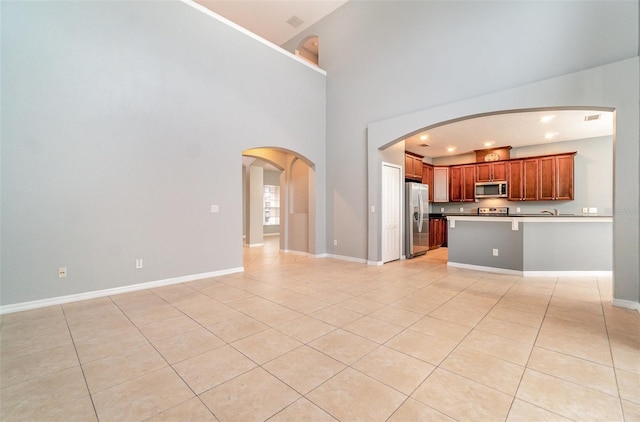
<box><xmin>475</xmin><ymin>181</ymin><xmax>508</xmax><ymax>198</ymax></box>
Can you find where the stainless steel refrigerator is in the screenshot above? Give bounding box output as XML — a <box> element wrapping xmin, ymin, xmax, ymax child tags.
<box><xmin>405</xmin><ymin>182</ymin><xmax>429</xmax><ymax>258</ymax></box>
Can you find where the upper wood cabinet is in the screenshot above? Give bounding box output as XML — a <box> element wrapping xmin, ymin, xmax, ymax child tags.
<box><xmin>422</xmin><ymin>163</ymin><xmax>434</xmax><ymax>201</ymax></box>
<box><xmin>508</xmin><ymin>153</ymin><xmax>574</xmax><ymax>201</ymax></box>
<box><xmin>507</xmin><ymin>159</ymin><xmax>539</xmax><ymax>201</ymax></box>
<box><xmin>539</xmin><ymin>153</ymin><xmax>575</xmax><ymax>201</ymax></box>
<box><xmin>476</xmin><ymin>161</ymin><xmax>507</xmax><ymax>182</ymax></box>
<box><xmin>449</xmin><ymin>164</ymin><xmax>475</xmax><ymax>202</ymax></box>
<box><xmin>405</xmin><ymin>153</ymin><xmax>423</xmax><ymax>181</ymax></box>
<box><xmin>433</xmin><ymin>167</ymin><xmax>449</xmax><ymax>203</ymax></box>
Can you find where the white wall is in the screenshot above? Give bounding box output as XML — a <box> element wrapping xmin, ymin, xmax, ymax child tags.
<box><xmin>0</xmin><ymin>1</ymin><xmax>326</xmax><ymax>307</ymax></box>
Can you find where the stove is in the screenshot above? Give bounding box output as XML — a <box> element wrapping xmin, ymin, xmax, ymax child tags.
<box><xmin>478</xmin><ymin>206</ymin><xmax>509</xmax><ymax>216</ymax></box>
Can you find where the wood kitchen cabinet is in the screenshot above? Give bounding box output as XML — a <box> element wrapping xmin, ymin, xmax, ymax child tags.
<box><xmin>433</xmin><ymin>167</ymin><xmax>449</xmax><ymax>202</ymax></box>
<box><xmin>539</xmin><ymin>153</ymin><xmax>575</xmax><ymax>201</ymax></box>
<box><xmin>476</xmin><ymin>161</ymin><xmax>507</xmax><ymax>182</ymax></box>
<box><xmin>507</xmin><ymin>158</ymin><xmax>539</xmax><ymax>201</ymax></box>
<box><xmin>405</xmin><ymin>153</ymin><xmax>424</xmax><ymax>181</ymax></box>
<box><xmin>422</xmin><ymin>163</ymin><xmax>434</xmax><ymax>201</ymax></box>
<box><xmin>508</xmin><ymin>153</ymin><xmax>575</xmax><ymax>201</ymax></box>
<box><xmin>449</xmin><ymin>165</ymin><xmax>475</xmax><ymax>202</ymax></box>
<box><xmin>429</xmin><ymin>217</ymin><xmax>447</xmax><ymax>249</ymax></box>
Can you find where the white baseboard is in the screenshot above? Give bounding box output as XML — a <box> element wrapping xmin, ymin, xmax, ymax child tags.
<box><xmin>263</xmin><ymin>233</ymin><xmax>280</xmax><ymax>237</ymax></box>
<box><xmin>447</xmin><ymin>262</ymin><xmax>614</xmax><ymax>278</ymax></box>
<box><xmin>523</xmin><ymin>271</ymin><xmax>613</xmax><ymax>277</ymax></box>
<box><xmin>282</xmin><ymin>249</ymin><xmax>309</xmax><ymax>256</ymax></box>
<box><xmin>612</xmin><ymin>298</ymin><xmax>640</xmax><ymax>312</ymax></box>
<box><xmin>326</xmin><ymin>253</ymin><xmax>367</xmax><ymax>264</ymax></box>
<box><xmin>447</xmin><ymin>262</ymin><xmax>522</xmax><ymax>276</ymax></box>
<box><xmin>0</xmin><ymin>267</ymin><xmax>244</xmax><ymax>315</ymax></box>
<box><xmin>367</xmin><ymin>260</ymin><xmax>384</xmax><ymax>266</ymax></box>
<box><xmin>247</xmin><ymin>243</ymin><xmax>264</xmax><ymax>248</ymax></box>
<box><xmin>281</xmin><ymin>249</ymin><xmax>328</xmax><ymax>259</ymax></box>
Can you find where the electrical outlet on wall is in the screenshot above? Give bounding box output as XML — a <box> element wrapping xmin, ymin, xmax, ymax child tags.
<box><xmin>333</xmin><ymin>240</ymin><xmax>338</xmax><ymax>246</ymax></box>
<box><xmin>58</xmin><ymin>267</ymin><xmax>67</xmax><ymax>278</ymax></box>
<box><xmin>136</xmin><ymin>258</ymin><xmax>143</xmax><ymax>269</ymax></box>
<box><xmin>492</xmin><ymin>249</ymin><xmax>499</xmax><ymax>256</ymax></box>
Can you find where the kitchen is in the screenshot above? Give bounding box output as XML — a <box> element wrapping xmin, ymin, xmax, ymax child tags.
<box><xmin>401</xmin><ymin>109</ymin><xmax>613</xmax><ymax>275</ymax></box>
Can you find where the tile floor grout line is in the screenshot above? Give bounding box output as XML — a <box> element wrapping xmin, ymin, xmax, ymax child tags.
<box><xmin>60</xmin><ymin>303</ymin><xmax>100</xmax><ymax>422</ymax></box>
<box><xmin>505</xmin><ymin>277</ymin><xmax>558</xmax><ymax>422</ymax></box>
<box><xmin>105</xmin><ymin>294</ymin><xmax>223</xmax><ymax>421</ymax></box>
<box><xmin>393</xmin><ymin>273</ymin><xmax>528</xmax><ymax>421</ymax></box>
<box><xmin>596</xmin><ymin>274</ymin><xmax>627</xmax><ymax>419</ymax></box>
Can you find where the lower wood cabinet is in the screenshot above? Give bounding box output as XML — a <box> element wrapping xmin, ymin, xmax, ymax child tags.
<box><xmin>429</xmin><ymin>218</ymin><xmax>447</xmax><ymax>250</ymax></box>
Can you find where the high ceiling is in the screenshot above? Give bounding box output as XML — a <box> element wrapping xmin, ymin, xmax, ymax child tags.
<box><xmin>194</xmin><ymin>2</ymin><xmax>614</xmax><ymax>160</ymax></box>
<box><xmin>195</xmin><ymin>0</ymin><xmax>347</xmax><ymax>46</ymax></box>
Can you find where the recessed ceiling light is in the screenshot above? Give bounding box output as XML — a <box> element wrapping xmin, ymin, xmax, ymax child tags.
<box><xmin>540</xmin><ymin>115</ymin><xmax>555</xmax><ymax>123</ymax></box>
<box><xmin>544</xmin><ymin>132</ymin><xmax>557</xmax><ymax>139</ymax></box>
<box><xmin>447</xmin><ymin>147</ymin><xmax>456</xmax><ymax>152</ymax></box>
<box><xmin>484</xmin><ymin>141</ymin><xmax>494</xmax><ymax>147</ymax></box>
<box><xmin>419</xmin><ymin>135</ymin><xmax>428</xmax><ymax>141</ymax></box>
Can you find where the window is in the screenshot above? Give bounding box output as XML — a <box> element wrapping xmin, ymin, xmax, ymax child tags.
<box><xmin>264</xmin><ymin>185</ymin><xmax>280</xmax><ymax>225</ymax></box>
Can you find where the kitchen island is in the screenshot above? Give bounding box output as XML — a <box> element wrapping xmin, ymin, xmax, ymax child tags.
<box><xmin>446</xmin><ymin>215</ymin><xmax>613</xmax><ymax>276</ymax></box>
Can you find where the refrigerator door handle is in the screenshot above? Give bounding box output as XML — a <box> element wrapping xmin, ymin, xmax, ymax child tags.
<box><xmin>417</xmin><ymin>190</ymin><xmax>424</xmax><ymax>233</ymax></box>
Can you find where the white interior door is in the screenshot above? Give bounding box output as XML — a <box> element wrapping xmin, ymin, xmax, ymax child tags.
<box><xmin>382</xmin><ymin>163</ymin><xmax>401</xmax><ymax>263</ymax></box>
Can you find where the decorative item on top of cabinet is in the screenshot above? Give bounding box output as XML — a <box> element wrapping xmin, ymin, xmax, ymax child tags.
<box><xmin>422</xmin><ymin>163</ymin><xmax>434</xmax><ymax>201</ymax></box>
<box><xmin>449</xmin><ymin>164</ymin><xmax>475</xmax><ymax>202</ymax></box>
<box><xmin>405</xmin><ymin>152</ymin><xmax>424</xmax><ymax>181</ymax></box>
<box><xmin>539</xmin><ymin>153</ymin><xmax>576</xmax><ymax>201</ymax></box>
<box><xmin>433</xmin><ymin>167</ymin><xmax>449</xmax><ymax>202</ymax></box>
<box><xmin>474</xmin><ymin>146</ymin><xmax>512</xmax><ymax>163</ymax></box>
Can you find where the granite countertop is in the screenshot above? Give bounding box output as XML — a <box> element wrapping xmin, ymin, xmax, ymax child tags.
<box><xmin>434</xmin><ymin>213</ymin><xmax>613</xmax><ymax>218</ymax></box>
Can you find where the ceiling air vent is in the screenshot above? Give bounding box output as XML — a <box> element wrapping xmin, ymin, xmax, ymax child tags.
<box><xmin>286</xmin><ymin>16</ymin><xmax>304</xmax><ymax>28</ymax></box>
<box><xmin>419</xmin><ymin>143</ymin><xmax>430</xmax><ymax>148</ymax></box>
<box><xmin>584</xmin><ymin>114</ymin><xmax>601</xmax><ymax>122</ymax></box>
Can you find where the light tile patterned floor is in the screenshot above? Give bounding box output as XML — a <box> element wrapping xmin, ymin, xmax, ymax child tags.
<box><xmin>1</xmin><ymin>238</ymin><xmax>639</xmax><ymax>421</ymax></box>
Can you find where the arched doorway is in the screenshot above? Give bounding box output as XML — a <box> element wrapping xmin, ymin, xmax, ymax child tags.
<box><xmin>365</xmin><ymin>58</ymin><xmax>640</xmax><ymax>309</ymax></box>
<box><xmin>295</xmin><ymin>35</ymin><xmax>319</xmax><ymax>66</ymax></box>
<box><xmin>242</xmin><ymin>147</ymin><xmax>317</xmax><ymax>257</ymax></box>
<box><xmin>378</xmin><ymin>106</ymin><xmax>614</xmax><ymax>266</ymax></box>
